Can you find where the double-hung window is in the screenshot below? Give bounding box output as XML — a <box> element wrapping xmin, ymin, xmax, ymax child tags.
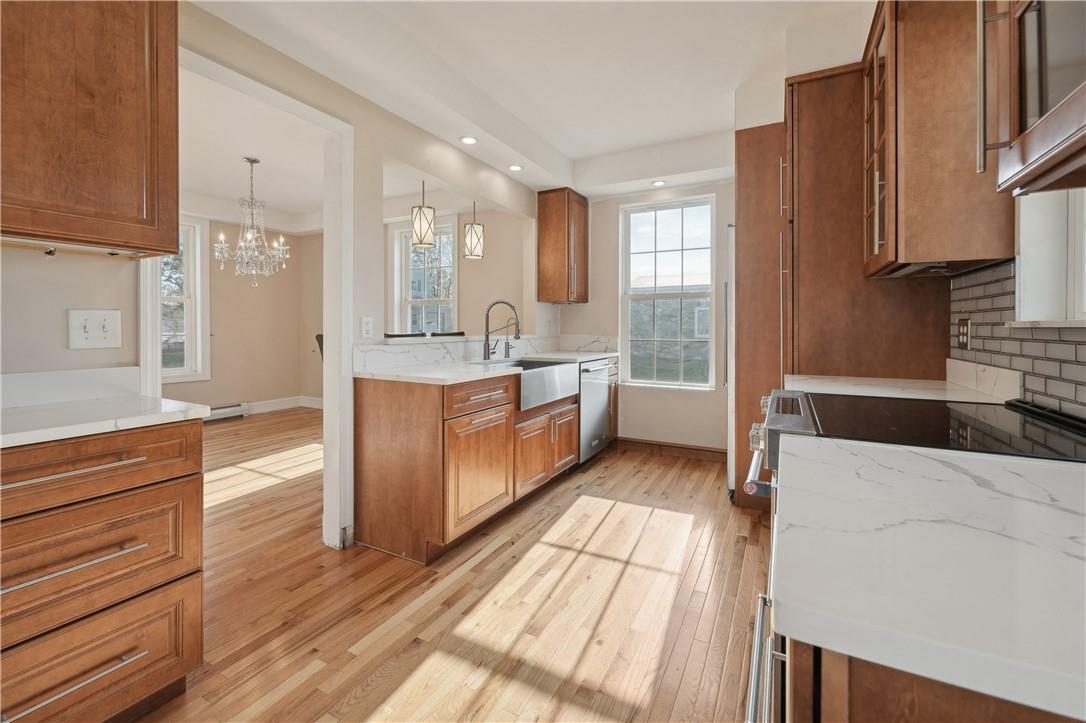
<box><xmin>161</xmin><ymin>216</ymin><xmax>210</xmax><ymax>382</ymax></box>
<box><xmin>622</xmin><ymin>199</ymin><xmax>714</xmax><ymax>387</ymax></box>
<box><xmin>398</xmin><ymin>220</ymin><xmax>457</xmax><ymax>333</ymax></box>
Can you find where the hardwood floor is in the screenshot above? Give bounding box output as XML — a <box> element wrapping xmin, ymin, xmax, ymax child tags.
<box><xmin>143</xmin><ymin>408</ymin><xmax>769</xmax><ymax>722</ymax></box>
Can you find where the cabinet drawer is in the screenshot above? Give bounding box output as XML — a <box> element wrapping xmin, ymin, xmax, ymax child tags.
<box><xmin>0</xmin><ymin>573</ymin><xmax>202</xmax><ymax>723</ymax></box>
<box><xmin>0</xmin><ymin>421</ymin><xmax>202</xmax><ymax>520</ymax></box>
<box><xmin>1</xmin><ymin>475</ymin><xmax>202</xmax><ymax>648</ymax></box>
<box><xmin>444</xmin><ymin>377</ymin><xmax>515</xmax><ymax>419</ymax></box>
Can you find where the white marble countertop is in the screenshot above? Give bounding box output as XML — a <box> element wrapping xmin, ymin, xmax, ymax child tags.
<box><xmin>353</xmin><ymin>353</ymin><xmax>617</xmax><ymax>385</ymax></box>
<box><xmin>772</xmin><ymin>434</ymin><xmax>1085</xmax><ymax>719</ymax></box>
<box><xmin>785</xmin><ymin>374</ymin><xmax>1007</xmax><ymax>403</ymax></box>
<box><xmin>1</xmin><ymin>396</ymin><xmax>211</xmax><ymax>448</ymax></box>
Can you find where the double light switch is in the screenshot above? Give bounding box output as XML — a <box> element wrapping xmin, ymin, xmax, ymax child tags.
<box><xmin>68</xmin><ymin>309</ymin><xmax>122</xmax><ymax>349</ymax></box>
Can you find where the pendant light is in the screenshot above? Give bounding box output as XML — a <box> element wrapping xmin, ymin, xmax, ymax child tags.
<box><xmin>464</xmin><ymin>201</ymin><xmax>484</xmax><ymax>259</ymax></box>
<box><xmin>411</xmin><ymin>180</ymin><xmax>436</xmax><ymax>248</ymax></box>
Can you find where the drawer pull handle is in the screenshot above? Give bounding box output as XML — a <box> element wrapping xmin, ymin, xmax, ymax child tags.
<box><xmin>0</xmin><ymin>649</ymin><xmax>149</xmax><ymax>723</ymax></box>
<box><xmin>468</xmin><ymin>390</ymin><xmax>506</xmax><ymax>402</ymax></box>
<box><xmin>1</xmin><ymin>456</ymin><xmax>149</xmax><ymax>491</ymax></box>
<box><xmin>0</xmin><ymin>543</ymin><xmax>150</xmax><ymax>596</ymax></box>
<box><xmin>470</xmin><ymin>412</ymin><xmax>506</xmax><ymax>426</ymax></box>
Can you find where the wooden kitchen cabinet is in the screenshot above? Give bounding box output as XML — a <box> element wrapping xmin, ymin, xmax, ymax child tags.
<box><xmin>993</xmin><ymin>0</ymin><xmax>1086</xmax><ymax>194</ymax></box>
<box><xmin>445</xmin><ymin>404</ymin><xmax>515</xmax><ymax>543</ymax></box>
<box><xmin>862</xmin><ymin>0</ymin><xmax>1014</xmax><ymax>277</ymax></box>
<box><xmin>0</xmin><ymin>1</ymin><xmax>179</xmax><ymax>256</ymax></box>
<box><xmin>538</xmin><ymin>188</ymin><xmax>589</xmax><ymax>303</ymax></box>
<box><xmin>512</xmin><ymin>403</ymin><xmax>579</xmax><ymax>498</ymax></box>
<box><xmin>787</xmin><ymin>640</ymin><xmax>1074</xmax><ymax>723</ymax></box>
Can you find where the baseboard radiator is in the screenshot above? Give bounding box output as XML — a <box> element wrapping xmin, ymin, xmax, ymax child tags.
<box><xmin>206</xmin><ymin>402</ymin><xmax>247</xmax><ymax>421</ymax></box>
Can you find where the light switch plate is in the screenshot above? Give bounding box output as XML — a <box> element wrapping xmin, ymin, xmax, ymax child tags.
<box><xmin>360</xmin><ymin>316</ymin><xmax>374</xmax><ymax>339</ymax></box>
<box><xmin>68</xmin><ymin>309</ymin><xmax>122</xmax><ymax>350</ymax></box>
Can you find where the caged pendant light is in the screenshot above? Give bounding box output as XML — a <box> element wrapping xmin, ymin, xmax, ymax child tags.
<box><xmin>464</xmin><ymin>201</ymin><xmax>484</xmax><ymax>259</ymax></box>
<box><xmin>411</xmin><ymin>180</ymin><xmax>436</xmax><ymax>248</ymax></box>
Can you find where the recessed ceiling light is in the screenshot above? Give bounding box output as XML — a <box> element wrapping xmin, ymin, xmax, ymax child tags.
<box><xmin>652</xmin><ymin>180</ymin><xmax>667</xmax><ymax>187</ymax></box>
<box><xmin>508</xmin><ymin>164</ymin><xmax>523</xmax><ymax>172</ymax></box>
<box><xmin>460</xmin><ymin>136</ymin><xmax>478</xmax><ymax>145</ymax></box>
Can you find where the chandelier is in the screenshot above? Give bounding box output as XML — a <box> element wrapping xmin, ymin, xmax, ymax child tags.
<box><xmin>214</xmin><ymin>157</ymin><xmax>289</xmax><ymax>286</ymax></box>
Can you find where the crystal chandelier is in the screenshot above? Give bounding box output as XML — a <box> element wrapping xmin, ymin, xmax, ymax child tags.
<box><xmin>214</xmin><ymin>157</ymin><xmax>289</xmax><ymax>287</ymax></box>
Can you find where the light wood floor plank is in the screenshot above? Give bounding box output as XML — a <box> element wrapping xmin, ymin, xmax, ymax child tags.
<box><xmin>140</xmin><ymin>409</ymin><xmax>768</xmax><ymax>723</ymax></box>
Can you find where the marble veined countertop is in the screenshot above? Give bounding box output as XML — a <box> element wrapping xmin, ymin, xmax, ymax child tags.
<box><xmin>354</xmin><ymin>353</ymin><xmax>618</xmax><ymax>385</ymax></box>
<box><xmin>771</xmin><ymin>433</ymin><xmax>1085</xmax><ymax>719</ymax></box>
<box><xmin>785</xmin><ymin>374</ymin><xmax>1008</xmax><ymax>403</ymax></box>
<box><xmin>1</xmin><ymin>396</ymin><xmax>211</xmax><ymax>448</ymax></box>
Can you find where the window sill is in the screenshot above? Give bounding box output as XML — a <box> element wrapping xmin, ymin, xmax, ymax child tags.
<box><xmin>620</xmin><ymin>381</ymin><xmax>718</xmax><ymax>393</ymax></box>
<box><xmin>162</xmin><ymin>370</ymin><xmax>210</xmax><ymax>385</ymax></box>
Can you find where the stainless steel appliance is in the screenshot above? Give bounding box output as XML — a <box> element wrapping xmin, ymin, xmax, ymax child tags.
<box><xmin>472</xmin><ymin>359</ymin><xmax>578</xmax><ymax>411</ymax></box>
<box><xmin>579</xmin><ymin>356</ymin><xmax>618</xmax><ymax>463</ymax></box>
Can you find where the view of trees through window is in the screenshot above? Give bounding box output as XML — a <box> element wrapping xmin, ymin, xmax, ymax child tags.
<box><xmin>161</xmin><ymin>227</ymin><xmax>190</xmax><ymax>370</ymax></box>
<box><xmin>626</xmin><ymin>202</ymin><xmax>712</xmax><ymax>385</ymax></box>
<box><xmin>404</xmin><ymin>227</ymin><xmax>455</xmax><ymax>333</ymax></box>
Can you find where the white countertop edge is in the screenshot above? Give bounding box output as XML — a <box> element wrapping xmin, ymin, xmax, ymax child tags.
<box><xmin>784</xmin><ymin>374</ymin><xmax>1008</xmax><ymax>404</ymax></box>
<box><xmin>772</xmin><ymin>600</ymin><xmax>1084</xmax><ymax>720</ymax></box>
<box><xmin>354</xmin><ymin>353</ymin><xmax>618</xmax><ymax>384</ymax></box>
<box><xmin>1004</xmin><ymin>319</ymin><xmax>1086</xmax><ymax>328</ymax></box>
<box><xmin>1</xmin><ymin>397</ymin><xmax>211</xmax><ymax>448</ymax></box>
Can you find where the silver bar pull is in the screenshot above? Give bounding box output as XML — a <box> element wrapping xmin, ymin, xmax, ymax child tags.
<box><xmin>1</xmin><ymin>456</ymin><xmax>148</xmax><ymax>492</ymax></box>
<box><xmin>0</xmin><ymin>650</ymin><xmax>149</xmax><ymax>723</ymax></box>
<box><xmin>778</xmin><ymin>231</ymin><xmax>787</xmax><ymax>382</ymax></box>
<box><xmin>778</xmin><ymin>156</ymin><xmax>789</xmax><ymax>217</ymax></box>
<box><xmin>744</xmin><ymin>594</ymin><xmax>771</xmax><ymax>723</ymax></box>
<box><xmin>873</xmin><ymin>169</ymin><xmax>882</xmax><ymax>254</ymax></box>
<box><xmin>469</xmin><ymin>411</ymin><xmax>506</xmax><ymax>426</ymax></box>
<box><xmin>468</xmin><ymin>390</ymin><xmax>505</xmax><ymax>402</ymax></box>
<box><xmin>976</xmin><ymin>0</ymin><xmax>987</xmax><ymax>173</ymax></box>
<box><xmin>743</xmin><ymin>449</ymin><xmax>772</xmax><ymax>498</ymax></box>
<box><xmin>0</xmin><ymin>543</ymin><xmax>150</xmax><ymax>596</ymax></box>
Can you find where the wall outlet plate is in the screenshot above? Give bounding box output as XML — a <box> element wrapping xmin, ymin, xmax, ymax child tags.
<box><xmin>68</xmin><ymin>309</ymin><xmax>122</xmax><ymax>349</ymax></box>
<box><xmin>957</xmin><ymin>318</ymin><xmax>970</xmax><ymax>350</ymax></box>
<box><xmin>360</xmin><ymin>316</ymin><xmax>374</xmax><ymax>339</ymax></box>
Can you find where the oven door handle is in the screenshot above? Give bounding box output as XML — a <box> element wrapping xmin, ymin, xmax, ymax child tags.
<box><xmin>745</xmin><ymin>593</ymin><xmax>771</xmax><ymax>723</ymax></box>
<box><xmin>743</xmin><ymin>449</ymin><xmax>772</xmax><ymax>498</ymax></box>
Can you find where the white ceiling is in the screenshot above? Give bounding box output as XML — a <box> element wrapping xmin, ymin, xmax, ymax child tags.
<box><xmin>180</xmin><ymin>68</ymin><xmax>328</xmax><ymax>215</ymax></box>
<box><xmin>196</xmin><ymin>2</ymin><xmax>869</xmax><ymax>197</ymax></box>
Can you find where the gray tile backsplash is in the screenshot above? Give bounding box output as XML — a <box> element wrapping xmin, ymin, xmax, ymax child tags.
<box><xmin>949</xmin><ymin>260</ymin><xmax>1086</xmax><ymax>419</ymax></box>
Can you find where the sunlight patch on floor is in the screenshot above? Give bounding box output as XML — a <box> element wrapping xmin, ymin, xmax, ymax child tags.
<box><xmin>359</xmin><ymin>494</ymin><xmax>694</xmax><ymax>722</ymax></box>
<box><xmin>203</xmin><ymin>442</ymin><xmax>323</xmax><ymax>508</ymax></box>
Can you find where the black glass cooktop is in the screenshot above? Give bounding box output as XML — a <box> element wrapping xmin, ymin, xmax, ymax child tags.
<box><xmin>806</xmin><ymin>393</ymin><xmax>1086</xmax><ymax>463</ymax></box>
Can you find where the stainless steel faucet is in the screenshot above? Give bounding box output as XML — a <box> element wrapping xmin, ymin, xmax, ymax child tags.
<box><xmin>483</xmin><ymin>300</ymin><xmax>521</xmax><ymax>360</ymax></box>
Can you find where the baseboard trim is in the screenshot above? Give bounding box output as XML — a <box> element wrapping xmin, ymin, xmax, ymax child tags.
<box><xmin>245</xmin><ymin>396</ymin><xmax>323</xmax><ymax>415</ymax></box>
<box><xmin>615</xmin><ymin>437</ymin><xmax>727</xmax><ymax>462</ymax></box>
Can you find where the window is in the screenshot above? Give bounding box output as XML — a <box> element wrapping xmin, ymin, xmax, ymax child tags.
<box><xmin>398</xmin><ymin>221</ymin><xmax>457</xmax><ymax>333</ymax></box>
<box><xmin>622</xmin><ymin>199</ymin><xmax>714</xmax><ymax>387</ymax></box>
<box><xmin>161</xmin><ymin>216</ymin><xmax>210</xmax><ymax>382</ymax></box>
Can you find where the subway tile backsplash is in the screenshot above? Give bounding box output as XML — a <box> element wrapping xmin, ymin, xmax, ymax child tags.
<box><xmin>949</xmin><ymin>260</ymin><xmax>1086</xmax><ymax>419</ymax></box>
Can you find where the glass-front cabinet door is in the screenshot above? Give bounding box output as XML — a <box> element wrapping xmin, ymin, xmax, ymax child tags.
<box><xmin>863</xmin><ymin>1</ymin><xmax>897</xmax><ymax>275</ymax></box>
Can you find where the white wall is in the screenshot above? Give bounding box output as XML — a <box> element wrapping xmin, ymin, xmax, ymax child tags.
<box><xmin>179</xmin><ymin>4</ymin><xmax>539</xmax><ymax>349</ymax></box>
<box><xmin>562</xmin><ymin>180</ymin><xmax>734</xmax><ymax>450</ymax></box>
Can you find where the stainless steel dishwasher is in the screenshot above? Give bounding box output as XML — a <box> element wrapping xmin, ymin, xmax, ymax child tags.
<box><xmin>579</xmin><ymin>356</ymin><xmax>618</xmax><ymax>462</ymax></box>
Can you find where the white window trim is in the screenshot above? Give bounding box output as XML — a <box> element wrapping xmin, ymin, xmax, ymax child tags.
<box><xmin>1070</xmin><ymin>188</ymin><xmax>1085</xmax><ymax>320</ymax></box>
<box><xmin>161</xmin><ymin>214</ymin><xmax>211</xmax><ymax>384</ymax></box>
<box><xmin>619</xmin><ymin>195</ymin><xmax>717</xmax><ymax>390</ymax></box>
<box><xmin>388</xmin><ymin>216</ymin><xmax>458</xmax><ymax>334</ymax></box>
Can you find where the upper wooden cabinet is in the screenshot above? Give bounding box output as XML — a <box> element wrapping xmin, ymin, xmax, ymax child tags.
<box><xmin>538</xmin><ymin>188</ymin><xmax>589</xmax><ymax>303</ymax></box>
<box><xmin>991</xmin><ymin>0</ymin><xmax>1086</xmax><ymax>194</ymax></box>
<box><xmin>0</xmin><ymin>1</ymin><xmax>179</xmax><ymax>255</ymax></box>
<box><xmin>862</xmin><ymin>1</ymin><xmax>1015</xmax><ymax>277</ymax></box>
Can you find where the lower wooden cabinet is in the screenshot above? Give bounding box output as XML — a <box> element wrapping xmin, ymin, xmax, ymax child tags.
<box><xmin>444</xmin><ymin>404</ymin><xmax>515</xmax><ymax>542</ymax></box>
<box><xmin>0</xmin><ymin>574</ymin><xmax>202</xmax><ymax>723</ymax></box>
<box><xmin>787</xmin><ymin>640</ymin><xmax>1075</xmax><ymax>723</ymax></box>
<box><xmin>513</xmin><ymin>404</ymin><xmax>579</xmax><ymax>498</ymax></box>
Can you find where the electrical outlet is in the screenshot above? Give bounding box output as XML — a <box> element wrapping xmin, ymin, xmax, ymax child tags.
<box><xmin>360</xmin><ymin>316</ymin><xmax>374</xmax><ymax>339</ymax></box>
<box><xmin>68</xmin><ymin>309</ymin><xmax>121</xmax><ymax>349</ymax></box>
<box><xmin>956</xmin><ymin>318</ymin><xmax>970</xmax><ymax>350</ymax></box>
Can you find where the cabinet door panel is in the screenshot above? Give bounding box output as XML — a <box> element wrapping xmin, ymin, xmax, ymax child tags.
<box><xmin>0</xmin><ymin>1</ymin><xmax>179</xmax><ymax>254</ymax></box>
<box><xmin>514</xmin><ymin>415</ymin><xmax>551</xmax><ymax>498</ymax></box>
<box><xmin>550</xmin><ymin>405</ymin><xmax>579</xmax><ymax>475</ymax></box>
<box><xmin>569</xmin><ymin>193</ymin><xmax>589</xmax><ymax>302</ymax></box>
<box><xmin>445</xmin><ymin>404</ymin><xmax>514</xmax><ymax>542</ymax></box>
